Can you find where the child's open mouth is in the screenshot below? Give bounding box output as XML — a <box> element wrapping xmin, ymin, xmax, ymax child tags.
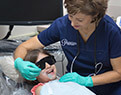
<box><xmin>46</xmin><ymin>69</ymin><xmax>55</xmax><ymax>79</ymax></box>
<box><xmin>47</xmin><ymin>69</ymin><xmax>54</xmax><ymax>74</ymax></box>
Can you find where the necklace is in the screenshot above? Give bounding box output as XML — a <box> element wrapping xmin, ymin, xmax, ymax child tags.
<box><xmin>79</xmin><ymin>29</ymin><xmax>90</xmax><ymax>38</ymax></box>
<box><xmin>79</xmin><ymin>24</ymin><xmax>95</xmax><ymax>38</ymax></box>
<box><xmin>84</xmin><ymin>34</ymin><xmax>88</xmax><ymax>37</ymax></box>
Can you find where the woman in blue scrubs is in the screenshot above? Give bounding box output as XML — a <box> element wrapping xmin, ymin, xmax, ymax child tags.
<box><xmin>14</xmin><ymin>0</ymin><xmax>121</xmax><ymax>94</ymax></box>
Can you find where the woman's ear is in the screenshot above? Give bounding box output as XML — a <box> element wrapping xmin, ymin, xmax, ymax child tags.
<box><xmin>91</xmin><ymin>18</ymin><xmax>96</xmax><ymax>23</ymax></box>
<box><xmin>91</xmin><ymin>14</ymin><xmax>98</xmax><ymax>23</ymax></box>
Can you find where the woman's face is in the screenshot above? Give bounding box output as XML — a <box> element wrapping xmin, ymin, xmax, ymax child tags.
<box><xmin>68</xmin><ymin>12</ymin><xmax>94</xmax><ymax>30</ymax></box>
<box><xmin>36</xmin><ymin>53</ymin><xmax>57</xmax><ymax>83</ymax></box>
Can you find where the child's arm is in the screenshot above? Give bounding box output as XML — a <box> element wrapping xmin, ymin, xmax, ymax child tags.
<box><xmin>31</xmin><ymin>83</ymin><xmax>44</xmax><ymax>95</ymax></box>
<box><xmin>35</xmin><ymin>86</ymin><xmax>42</xmax><ymax>95</ymax></box>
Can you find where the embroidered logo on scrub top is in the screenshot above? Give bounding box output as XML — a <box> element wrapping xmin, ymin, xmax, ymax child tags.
<box><xmin>61</xmin><ymin>39</ymin><xmax>77</xmax><ymax>46</ymax></box>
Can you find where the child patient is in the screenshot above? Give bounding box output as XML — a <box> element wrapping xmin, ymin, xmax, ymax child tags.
<box><xmin>24</xmin><ymin>48</ymin><xmax>95</xmax><ymax>95</ymax></box>
<box><xmin>24</xmin><ymin>48</ymin><xmax>57</xmax><ymax>95</ymax></box>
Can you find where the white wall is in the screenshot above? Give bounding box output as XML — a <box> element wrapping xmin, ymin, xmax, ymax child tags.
<box><xmin>107</xmin><ymin>0</ymin><xmax>121</xmax><ymax>19</ymax></box>
<box><xmin>0</xmin><ymin>0</ymin><xmax>121</xmax><ymax>39</ymax></box>
<box><xmin>63</xmin><ymin>0</ymin><xmax>67</xmax><ymax>15</ymax></box>
<box><xmin>0</xmin><ymin>25</ymin><xmax>38</xmax><ymax>39</ymax></box>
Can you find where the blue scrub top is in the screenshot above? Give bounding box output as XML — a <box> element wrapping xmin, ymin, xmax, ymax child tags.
<box><xmin>38</xmin><ymin>14</ymin><xmax>121</xmax><ymax>76</ymax></box>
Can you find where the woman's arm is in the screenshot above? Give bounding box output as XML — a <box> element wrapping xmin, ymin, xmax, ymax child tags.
<box><xmin>59</xmin><ymin>56</ymin><xmax>121</xmax><ymax>87</ymax></box>
<box><xmin>14</xmin><ymin>36</ymin><xmax>44</xmax><ymax>59</ymax></box>
<box><xmin>92</xmin><ymin>56</ymin><xmax>121</xmax><ymax>86</ymax></box>
<box><xmin>14</xmin><ymin>36</ymin><xmax>44</xmax><ymax>80</ymax></box>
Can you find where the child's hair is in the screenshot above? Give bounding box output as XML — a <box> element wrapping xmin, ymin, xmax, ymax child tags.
<box><xmin>24</xmin><ymin>48</ymin><xmax>51</xmax><ymax>63</ymax></box>
<box><xmin>24</xmin><ymin>48</ymin><xmax>51</xmax><ymax>85</ymax></box>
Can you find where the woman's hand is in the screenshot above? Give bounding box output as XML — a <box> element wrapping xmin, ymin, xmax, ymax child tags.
<box><xmin>59</xmin><ymin>72</ymin><xmax>93</xmax><ymax>87</ymax></box>
<box><xmin>14</xmin><ymin>57</ymin><xmax>41</xmax><ymax>80</ymax></box>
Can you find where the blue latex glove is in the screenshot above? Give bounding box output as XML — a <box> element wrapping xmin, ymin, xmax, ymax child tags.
<box><xmin>14</xmin><ymin>57</ymin><xmax>41</xmax><ymax>80</ymax></box>
<box><xmin>59</xmin><ymin>72</ymin><xmax>93</xmax><ymax>87</ymax></box>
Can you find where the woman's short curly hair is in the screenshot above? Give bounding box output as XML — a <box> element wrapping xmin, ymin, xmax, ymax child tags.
<box><xmin>64</xmin><ymin>0</ymin><xmax>108</xmax><ymax>21</ymax></box>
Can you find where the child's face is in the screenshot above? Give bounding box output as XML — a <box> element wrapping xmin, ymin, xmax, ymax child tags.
<box><xmin>36</xmin><ymin>53</ymin><xmax>57</xmax><ymax>83</ymax></box>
